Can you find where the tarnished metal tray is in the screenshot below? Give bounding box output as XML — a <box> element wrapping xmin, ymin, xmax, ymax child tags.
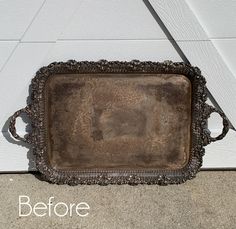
<box><xmin>9</xmin><ymin>60</ymin><xmax>229</xmax><ymax>185</ymax></box>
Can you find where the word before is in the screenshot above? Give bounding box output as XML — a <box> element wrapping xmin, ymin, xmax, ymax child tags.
<box><xmin>19</xmin><ymin>195</ymin><xmax>90</xmax><ymax>217</ymax></box>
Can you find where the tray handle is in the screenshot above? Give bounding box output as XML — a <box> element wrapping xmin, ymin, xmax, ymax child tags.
<box><xmin>9</xmin><ymin>106</ymin><xmax>32</xmax><ymax>144</ymax></box>
<box><xmin>203</xmin><ymin>104</ymin><xmax>230</xmax><ymax>146</ymax></box>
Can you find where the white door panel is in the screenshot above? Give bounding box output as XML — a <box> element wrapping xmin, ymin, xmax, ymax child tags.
<box><xmin>0</xmin><ymin>0</ymin><xmax>235</xmax><ymax>171</ymax></box>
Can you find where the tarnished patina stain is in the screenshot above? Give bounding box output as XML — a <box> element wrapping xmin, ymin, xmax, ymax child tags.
<box><xmin>46</xmin><ymin>74</ymin><xmax>191</xmax><ymax>170</ymax></box>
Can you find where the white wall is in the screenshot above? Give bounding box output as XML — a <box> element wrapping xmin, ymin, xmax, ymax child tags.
<box><xmin>187</xmin><ymin>0</ymin><xmax>236</xmax><ymax>87</ymax></box>
<box><xmin>0</xmin><ymin>0</ymin><xmax>235</xmax><ymax>171</ymax></box>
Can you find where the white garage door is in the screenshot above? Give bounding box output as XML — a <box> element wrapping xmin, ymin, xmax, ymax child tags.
<box><xmin>0</xmin><ymin>0</ymin><xmax>235</xmax><ymax>171</ymax></box>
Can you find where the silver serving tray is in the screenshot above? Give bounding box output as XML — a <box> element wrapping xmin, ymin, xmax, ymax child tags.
<box><xmin>8</xmin><ymin>60</ymin><xmax>229</xmax><ymax>185</ymax></box>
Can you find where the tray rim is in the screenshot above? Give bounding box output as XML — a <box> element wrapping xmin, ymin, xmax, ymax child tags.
<box><xmin>27</xmin><ymin>60</ymin><xmax>208</xmax><ymax>185</ymax></box>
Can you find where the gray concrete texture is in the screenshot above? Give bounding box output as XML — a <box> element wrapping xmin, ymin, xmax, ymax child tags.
<box><xmin>0</xmin><ymin>171</ymin><xmax>235</xmax><ymax>229</ymax></box>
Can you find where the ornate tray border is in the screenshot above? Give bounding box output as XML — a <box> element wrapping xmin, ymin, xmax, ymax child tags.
<box><xmin>9</xmin><ymin>60</ymin><xmax>229</xmax><ymax>185</ymax></box>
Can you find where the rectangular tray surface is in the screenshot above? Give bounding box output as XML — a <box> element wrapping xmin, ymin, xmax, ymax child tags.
<box><xmin>45</xmin><ymin>73</ymin><xmax>191</xmax><ymax>171</ymax></box>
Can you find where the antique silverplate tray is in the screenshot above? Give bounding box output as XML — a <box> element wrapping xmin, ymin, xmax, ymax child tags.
<box><xmin>9</xmin><ymin>60</ymin><xmax>229</xmax><ymax>185</ymax></box>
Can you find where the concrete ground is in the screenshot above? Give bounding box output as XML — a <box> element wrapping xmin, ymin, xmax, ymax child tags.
<box><xmin>0</xmin><ymin>171</ymin><xmax>235</xmax><ymax>229</ymax></box>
